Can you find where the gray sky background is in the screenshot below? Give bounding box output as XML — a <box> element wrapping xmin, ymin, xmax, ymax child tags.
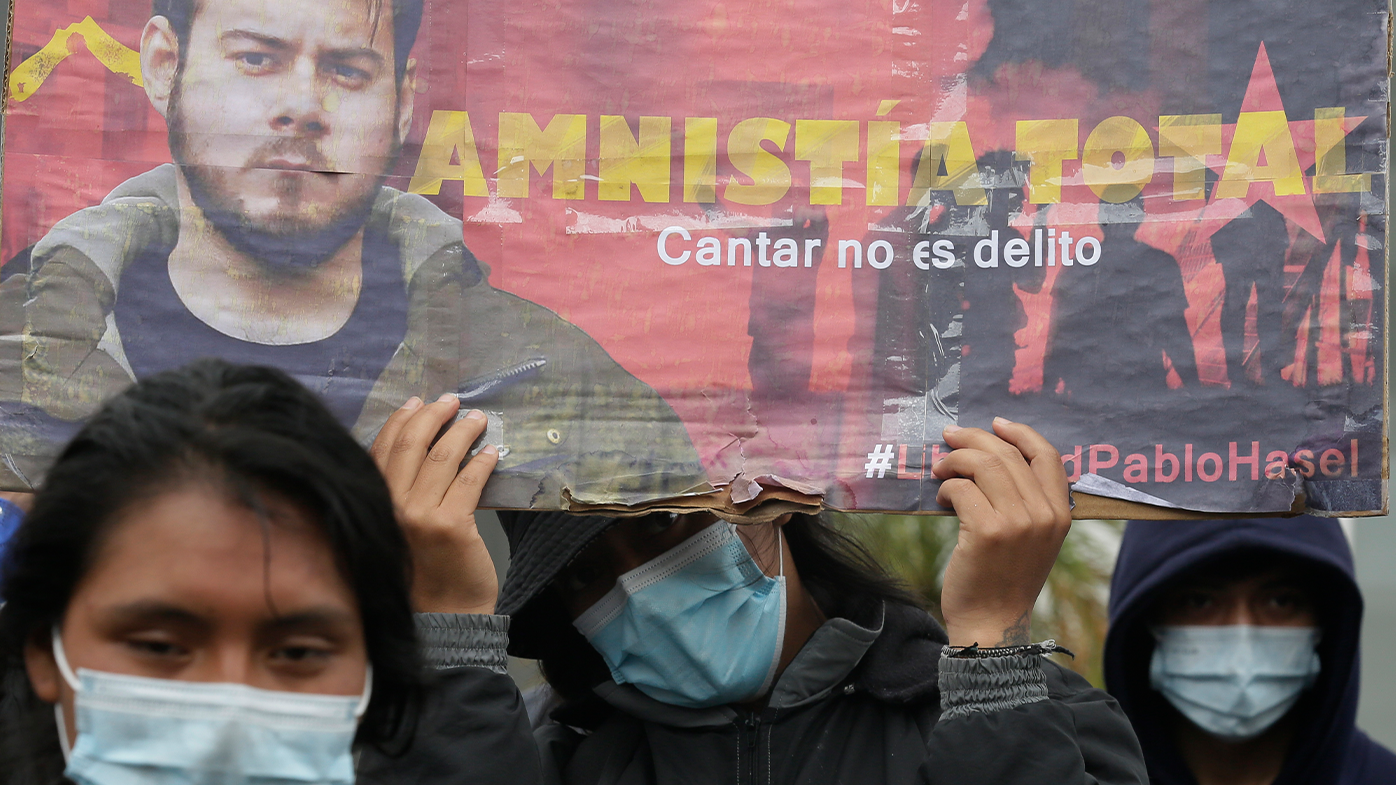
<box><xmin>1353</xmin><ymin>60</ymin><xmax>1393</xmax><ymax>749</ymax></box>
<box><xmin>1355</xmin><ymin>512</ymin><xmax>1396</xmax><ymax>747</ymax></box>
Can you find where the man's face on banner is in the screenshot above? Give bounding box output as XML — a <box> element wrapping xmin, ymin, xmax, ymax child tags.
<box><xmin>145</xmin><ymin>0</ymin><xmax>411</xmax><ymax>270</ymax></box>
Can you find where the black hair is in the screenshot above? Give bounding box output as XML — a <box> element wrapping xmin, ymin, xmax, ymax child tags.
<box><xmin>0</xmin><ymin>359</ymin><xmax>420</xmax><ymax>781</ymax></box>
<box><xmin>151</xmin><ymin>0</ymin><xmax>424</xmax><ymax>82</ymax></box>
<box><xmin>534</xmin><ymin>512</ymin><xmax>924</xmax><ymax>706</ymax></box>
<box><xmin>783</xmin><ymin>513</ymin><xmax>925</xmax><ymax>618</ymax></box>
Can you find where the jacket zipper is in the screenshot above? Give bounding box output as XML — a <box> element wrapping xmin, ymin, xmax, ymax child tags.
<box><xmin>739</xmin><ymin>712</ymin><xmax>761</xmax><ymax>785</ymax></box>
<box><xmin>455</xmin><ymin>356</ymin><xmax>547</xmax><ymax>402</ymax></box>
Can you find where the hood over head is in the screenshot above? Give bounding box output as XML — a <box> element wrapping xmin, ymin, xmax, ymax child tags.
<box><xmin>1104</xmin><ymin>516</ymin><xmax>1379</xmax><ymax>785</ymax></box>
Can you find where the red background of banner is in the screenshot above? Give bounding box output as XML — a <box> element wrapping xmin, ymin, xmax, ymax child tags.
<box><xmin>4</xmin><ymin>0</ymin><xmax>1377</xmax><ymax>499</ymax></box>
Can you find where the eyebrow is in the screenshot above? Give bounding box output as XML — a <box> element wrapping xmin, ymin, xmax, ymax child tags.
<box><xmin>220</xmin><ymin>29</ymin><xmax>294</xmax><ymax>50</ymax></box>
<box><xmin>99</xmin><ymin>601</ymin><xmax>211</xmax><ymax>631</ymax></box>
<box><xmin>96</xmin><ymin>602</ymin><xmax>357</xmax><ymax>634</ymax></box>
<box><xmin>261</xmin><ymin>606</ymin><xmax>360</xmax><ymax>636</ymax></box>
<box><xmin>219</xmin><ymin>29</ymin><xmax>387</xmax><ymax>65</ymax></box>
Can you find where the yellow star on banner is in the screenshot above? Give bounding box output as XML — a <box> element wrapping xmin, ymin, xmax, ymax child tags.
<box><xmin>1197</xmin><ymin>43</ymin><xmax>1367</xmax><ymax>244</ymax></box>
<box><xmin>8</xmin><ymin>17</ymin><xmax>143</xmax><ymax>103</ymax></box>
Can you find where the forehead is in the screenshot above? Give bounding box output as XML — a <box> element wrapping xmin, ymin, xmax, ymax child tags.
<box><xmin>187</xmin><ymin>0</ymin><xmax>394</xmax><ymax>52</ymax></box>
<box><xmin>75</xmin><ymin>484</ymin><xmax>355</xmax><ymax>619</ymax></box>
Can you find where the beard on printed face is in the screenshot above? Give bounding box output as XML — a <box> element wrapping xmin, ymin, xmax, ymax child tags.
<box><xmin>166</xmin><ymin>75</ymin><xmax>399</xmax><ymax>273</ymax></box>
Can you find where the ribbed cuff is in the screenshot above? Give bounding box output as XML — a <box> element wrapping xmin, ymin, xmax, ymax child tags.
<box><xmin>937</xmin><ymin>651</ymin><xmax>1049</xmax><ymax>720</ymax></box>
<box><xmin>415</xmin><ymin>613</ymin><xmax>510</xmax><ymax>673</ymax></box>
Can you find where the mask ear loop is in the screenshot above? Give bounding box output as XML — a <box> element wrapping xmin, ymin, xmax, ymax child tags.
<box><xmin>776</xmin><ymin>524</ymin><xmax>785</xmax><ymax>578</ymax></box>
<box><xmin>353</xmin><ymin>665</ymin><xmax>374</xmax><ymax>719</ymax></box>
<box><xmin>50</xmin><ymin>627</ymin><xmax>79</xmax><ymax>764</ymax></box>
<box><xmin>50</xmin><ymin>627</ymin><xmax>80</xmax><ymax>691</ymax></box>
<box><xmin>752</xmin><ymin>523</ymin><xmax>788</xmax><ymax>700</ymax></box>
<box><xmin>54</xmin><ymin>703</ymin><xmax>72</xmax><ymax>764</ymax></box>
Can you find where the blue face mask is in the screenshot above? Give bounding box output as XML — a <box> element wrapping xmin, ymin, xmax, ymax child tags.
<box><xmin>1150</xmin><ymin>625</ymin><xmax>1321</xmax><ymax>741</ymax></box>
<box><xmin>573</xmin><ymin>520</ymin><xmax>787</xmax><ymax>709</ymax></box>
<box><xmin>52</xmin><ymin>629</ymin><xmax>371</xmax><ymax>785</ymax></box>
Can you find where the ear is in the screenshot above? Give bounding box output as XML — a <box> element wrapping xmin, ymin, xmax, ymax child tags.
<box><xmin>733</xmin><ymin>521</ymin><xmax>786</xmax><ymax>577</ymax></box>
<box><xmin>141</xmin><ymin>16</ymin><xmax>181</xmax><ymax>119</ymax></box>
<box><xmin>396</xmin><ymin>58</ymin><xmax>418</xmax><ymax>144</ymax></box>
<box><xmin>24</xmin><ymin>629</ymin><xmax>61</xmax><ymax>703</ymax></box>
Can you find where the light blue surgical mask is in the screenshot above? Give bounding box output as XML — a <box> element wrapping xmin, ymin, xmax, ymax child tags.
<box><xmin>573</xmin><ymin>520</ymin><xmax>787</xmax><ymax>709</ymax></box>
<box><xmin>52</xmin><ymin>629</ymin><xmax>371</xmax><ymax>785</ymax></box>
<box><xmin>1150</xmin><ymin>625</ymin><xmax>1320</xmax><ymax>741</ymax></box>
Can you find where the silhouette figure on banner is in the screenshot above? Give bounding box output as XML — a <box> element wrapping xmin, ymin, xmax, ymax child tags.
<box><xmin>1045</xmin><ymin>199</ymin><xmax>1199</xmax><ymax>411</ymax></box>
<box><xmin>1209</xmin><ymin>202</ymin><xmax>1292</xmax><ymax>388</ymax></box>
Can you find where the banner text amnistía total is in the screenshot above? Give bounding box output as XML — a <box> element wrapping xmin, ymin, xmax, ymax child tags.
<box><xmin>1</xmin><ymin>0</ymin><xmax>1388</xmax><ymax>514</ymax></box>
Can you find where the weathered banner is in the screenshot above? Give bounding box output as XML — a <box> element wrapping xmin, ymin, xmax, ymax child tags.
<box><xmin>1</xmin><ymin>0</ymin><xmax>1388</xmax><ymax>515</ymax></box>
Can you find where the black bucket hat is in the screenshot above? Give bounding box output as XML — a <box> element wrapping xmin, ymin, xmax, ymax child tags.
<box><xmin>496</xmin><ymin>510</ymin><xmax>621</xmax><ymax>658</ymax></box>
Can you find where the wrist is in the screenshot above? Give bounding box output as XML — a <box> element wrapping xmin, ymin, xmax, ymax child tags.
<box><xmin>416</xmin><ymin>600</ymin><xmax>496</xmax><ymax>615</ymax></box>
<box><xmin>412</xmin><ymin>582</ymin><xmax>498</xmax><ymax>615</ymax></box>
<box><xmin>944</xmin><ymin>610</ymin><xmax>1032</xmax><ymax>649</ymax></box>
<box><xmin>946</xmin><ymin>631</ymin><xmax>1011</xmax><ymax>648</ymax></box>
<box><xmin>414</xmin><ymin>599</ymin><xmax>497</xmax><ymax>615</ymax></box>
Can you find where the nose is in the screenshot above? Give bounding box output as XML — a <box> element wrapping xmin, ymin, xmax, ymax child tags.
<box><xmin>273</xmin><ymin>114</ymin><xmax>326</xmax><ymax>136</ymax></box>
<box><xmin>269</xmin><ymin>57</ymin><xmax>329</xmax><ymax>138</ymax></box>
<box><xmin>611</xmin><ymin>540</ymin><xmax>652</xmax><ymax>575</ymax></box>
<box><xmin>1225</xmin><ymin>597</ymin><xmax>1255</xmax><ymax>626</ymax></box>
<box><xmin>191</xmin><ymin>644</ymin><xmax>258</xmax><ymax>687</ymax></box>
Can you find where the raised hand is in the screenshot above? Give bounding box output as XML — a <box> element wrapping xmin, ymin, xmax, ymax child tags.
<box><xmin>370</xmin><ymin>395</ymin><xmax>500</xmax><ymax>615</ymax></box>
<box><xmin>932</xmin><ymin>418</ymin><xmax>1072</xmax><ymax>648</ymax></box>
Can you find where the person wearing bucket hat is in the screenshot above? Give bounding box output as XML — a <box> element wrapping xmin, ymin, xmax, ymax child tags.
<box><xmin>386</xmin><ymin>418</ymin><xmax>1143</xmax><ymax>785</ymax></box>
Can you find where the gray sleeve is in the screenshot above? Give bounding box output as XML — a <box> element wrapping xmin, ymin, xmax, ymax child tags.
<box><xmin>415</xmin><ymin>612</ymin><xmax>510</xmax><ymax>674</ymax></box>
<box><xmin>358</xmin><ymin>615</ymin><xmax>542</xmax><ymax>785</ymax></box>
<box><xmin>936</xmin><ymin>652</ymin><xmax>1049</xmax><ymax>720</ymax></box>
<box><xmin>926</xmin><ymin>658</ymin><xmax>1147</xmax><ymax>785</ymax></box>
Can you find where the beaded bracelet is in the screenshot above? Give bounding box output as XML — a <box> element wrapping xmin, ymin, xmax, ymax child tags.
<box><xmin>944</xmin><ymin>639</ymin><xmax>1075</xmax><ymax>659</ymax></box>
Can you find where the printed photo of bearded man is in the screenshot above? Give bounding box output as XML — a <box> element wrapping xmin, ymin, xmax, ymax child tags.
<box><xmin>0</xmin><ymin>0</ymin><xmax>708</xmax><ymax>508</ymax></box>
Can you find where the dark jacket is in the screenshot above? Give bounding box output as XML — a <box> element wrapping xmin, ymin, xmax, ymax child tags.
<box><xmin>1105</xmin><ymin>517</ymin><xmax>1396</xmax><ymax>785</ymax></box>
<box><xmin>489</xmin><ymin>601</ymin><xmax>1146</xmax><ymax>785</ymax></box>
<box><xmin>358</xmin><ymin>614</ymin><xmax>543</xmax><ymax>785</ymax></box>
<box><xmin>0</xmin><ymin>166</ymin><xmax>709</xmax><ymax>509</ymax></box>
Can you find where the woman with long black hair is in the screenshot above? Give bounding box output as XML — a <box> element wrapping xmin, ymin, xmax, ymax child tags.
<box><xmin>0</xmin><ymin>359</ymin><xmax>537</xmax><ymax>785</ymax></box>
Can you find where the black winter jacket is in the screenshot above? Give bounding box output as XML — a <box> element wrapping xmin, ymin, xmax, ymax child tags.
<box><xmin>407</xmin><ymin>602</ymin><xmax>1147</xmax><ymax>785</ymax></box>
<box><xmin>359</xmin><ymin>614</ymin><xmax>543</xmax><ymax>785</ymax></box>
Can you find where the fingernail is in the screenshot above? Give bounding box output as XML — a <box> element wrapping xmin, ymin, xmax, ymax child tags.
<box><xmin>466</xmin><ymin>409</ymin><xmax>486</xmax><ymax>421</ymax></box>
<box><xmin>943</xmin><ymin>423</ymin><xmax>962</xmax><ymax>434</ymax></box>
<box><xmin>994</xmin><ymin>416</ymin><xmax>1013</xmax><ymax>426</ymax></box>
<box><xmin>403</xmin><ymin>396</ymin><xmax>422</xmax><ymax>410</ymax></box>
<box><xmin>481</xmin><ymin>444</ymin><xmax>498</xmax><ymax>456</ymax></box>
<box><xmin>436</xmin><ymin>393</ymin><xmax>457</xmax><ymax>404</ymax></box>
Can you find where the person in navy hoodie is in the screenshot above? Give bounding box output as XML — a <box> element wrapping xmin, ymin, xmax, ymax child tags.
<box><xmin>1105</xmin><ymin>516</ymin><xmax>1396</xmax><ymax>785</ymax></box>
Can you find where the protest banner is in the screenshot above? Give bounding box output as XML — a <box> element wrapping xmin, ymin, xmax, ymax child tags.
<box><xmin>0</xmin><ymin>0</ymin><xmax>1388</xmax><ymax>517</ymax></box>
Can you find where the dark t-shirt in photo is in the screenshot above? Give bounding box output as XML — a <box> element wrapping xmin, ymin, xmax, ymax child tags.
<box><xmin>115</xmin><ymin>230</ymin><xmax>409</xmax><ymax>426</ymax></box>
